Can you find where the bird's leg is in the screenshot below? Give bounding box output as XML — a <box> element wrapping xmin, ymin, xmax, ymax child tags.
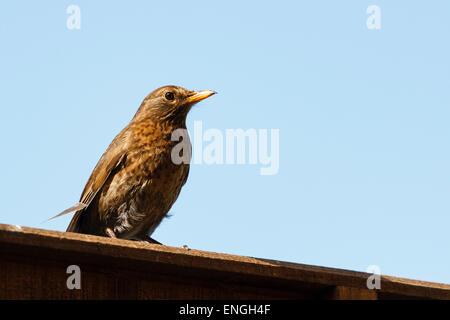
<box><xmin>105</xmin><ymin>228</ymin><xmax>117</xmax><ymax>238</ymax></box>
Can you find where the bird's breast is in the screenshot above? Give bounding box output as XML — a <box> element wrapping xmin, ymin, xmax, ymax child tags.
<box><xmin>97</xmin><ymin>142</ymin><xmax>190</xmax><ymax>237</ymax></box>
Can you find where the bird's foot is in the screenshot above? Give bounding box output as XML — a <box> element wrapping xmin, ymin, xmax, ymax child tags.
<box><xmin>105</xmin><ymin>228</ymin><xmax>117</xmax><ymax>238</ymax></box>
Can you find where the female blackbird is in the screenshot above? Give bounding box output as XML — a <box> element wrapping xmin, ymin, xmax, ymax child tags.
<box><xmin>54</xmin><ymin>86</ymin><xmax>216</xmax><ymax>243</ymax></box>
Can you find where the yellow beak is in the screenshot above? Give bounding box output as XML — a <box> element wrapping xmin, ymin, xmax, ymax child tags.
<box><xmin>185</xmin><ymin>90</ymin><xmax>217</xmax><ymax>104</ymax></box>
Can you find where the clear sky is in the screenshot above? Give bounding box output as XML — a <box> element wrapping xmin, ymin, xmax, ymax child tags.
<box><xmin>1</xmin><ymin>1</ymin><xmax>449</xmax><ymax>284</ymax></box>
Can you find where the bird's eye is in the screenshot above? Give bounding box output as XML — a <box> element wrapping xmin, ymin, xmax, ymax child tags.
<box><xmin>165</xmin><ymin>92</ymin><xmax>175</xmax><ymax>101</ymax></box>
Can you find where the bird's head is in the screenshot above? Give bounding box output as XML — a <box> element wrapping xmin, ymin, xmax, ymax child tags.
<box><xmin>133</xmin><ymin>85</ymin><xmax>216</xmax><ymax>123</ymax></box>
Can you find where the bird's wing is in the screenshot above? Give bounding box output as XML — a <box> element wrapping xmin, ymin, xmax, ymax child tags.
<box><xmin>47</xmin><ymin>130</ymin><xmax>129</xmax><ymax>224</ymax></box>
<box><xmin>46</xmin><ymin>150</ymin><xmax>127</xmax><ymax>224</ymax></box>
<box><xmin>65</xmin><ymin>150</ymin><xmax>127</xmax><ymax>232</ymax></box>
<box><xmin>79</xmin><ymin>150</ymin><xmax>127</xmax><ymax>208</ymax></box>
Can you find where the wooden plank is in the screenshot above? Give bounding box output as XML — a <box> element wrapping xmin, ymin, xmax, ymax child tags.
<box><xmin>326</xmin><ymin>286</ymin><xmax>378</xmax><ymax>300</ymax></box>
<box><xmin>0</xmin><ymin>224</ymin><xmax>449</xmax><ymax>300</ymax></box>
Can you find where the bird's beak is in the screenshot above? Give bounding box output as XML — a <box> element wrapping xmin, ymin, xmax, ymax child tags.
<box><xmin>186</xmin><ymin>90</ymin><xmax>217</xmax><ymax>104</ymax></box>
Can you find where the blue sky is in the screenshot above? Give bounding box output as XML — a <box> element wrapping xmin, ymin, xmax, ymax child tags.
<box><xmin>1</xmin><ymin>1</ymin><xmax>449</xmax><ymax>284</ymax></box>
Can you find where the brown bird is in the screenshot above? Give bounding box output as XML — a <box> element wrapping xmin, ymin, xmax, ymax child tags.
<box><xmin>53</xmin><ymin>85</ymin><xmax>216</xmax><ymax>243</ymax></box>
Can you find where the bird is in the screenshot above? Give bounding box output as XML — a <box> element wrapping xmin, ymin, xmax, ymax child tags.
<box><xmin>52</xmin><ymin>85</ymin><xmax>216</xmax><ymax>244</ymax></box>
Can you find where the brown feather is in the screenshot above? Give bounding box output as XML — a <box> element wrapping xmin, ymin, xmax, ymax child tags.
<box><xmin>58</xmin><ymin>85</ymin><xmax>215</xmax><ymax>241</ymax></box>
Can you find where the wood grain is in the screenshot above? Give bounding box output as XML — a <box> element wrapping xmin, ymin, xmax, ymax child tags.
<box><xmin>0</xmin><ymin>224</ymin><xmax>448</xmax><ymax>300</ymax></box>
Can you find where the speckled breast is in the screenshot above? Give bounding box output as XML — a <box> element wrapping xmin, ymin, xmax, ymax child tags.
<box><xmin>100</xmin><ymin>131</ymin><xmax>191</xmax><ymax>239</ymax></box>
